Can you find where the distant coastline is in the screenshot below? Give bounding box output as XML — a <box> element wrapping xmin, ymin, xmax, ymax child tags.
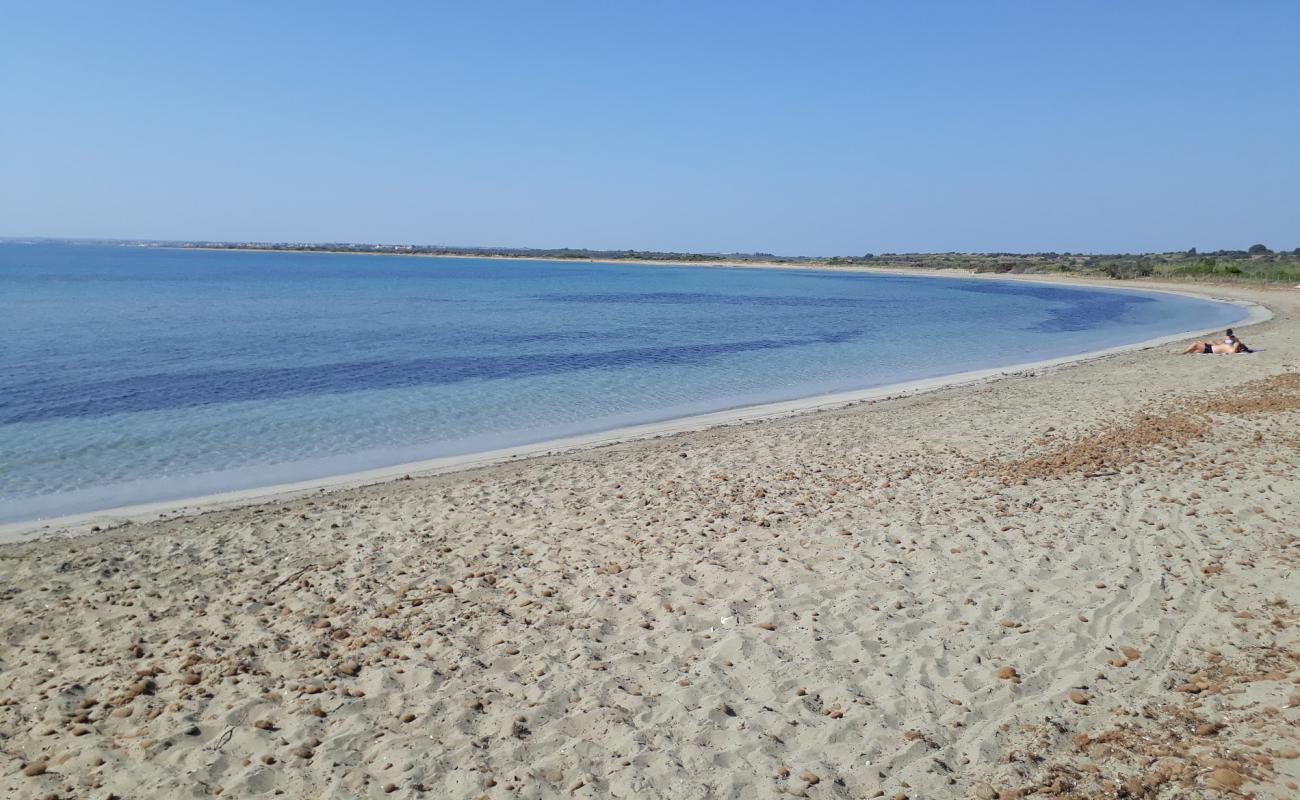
<box><xmin>177</xmin><ymin>240</ymin><xmax>1300</xmax><ymax>284</ymax></box>
<box><xmin>5</xmin><ymin>236</ymin><xmax>1298</xmax><ymax>284</ymax></box>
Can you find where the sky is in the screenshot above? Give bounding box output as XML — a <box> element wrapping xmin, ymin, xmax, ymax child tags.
<box><xmin>2</xmin><ymin>1</ymin><xmax>1297</xmax><ymax>255</ymax></box>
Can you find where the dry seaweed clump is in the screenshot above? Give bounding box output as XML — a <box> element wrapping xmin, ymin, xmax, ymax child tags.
<box><xmin>973</xmin><ymin>640</ymin><xmax>1300</xmax><ymax>799</ymax></box>
<box><xmin>977</xmin><ymin>372</ymin><xmax>1300</xmax><ymax>482</ymax></box>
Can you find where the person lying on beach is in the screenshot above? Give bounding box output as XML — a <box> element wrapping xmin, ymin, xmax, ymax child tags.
<box><xmin>1182</xmin><ymin>328</ymin><xmax>1252</xmax><ymax>354</ymax></box>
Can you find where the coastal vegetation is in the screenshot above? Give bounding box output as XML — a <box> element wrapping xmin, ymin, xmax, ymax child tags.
<box><xmin>820</xmin><ymin>247</ymin><xmax>1300</xmax><ymax>283</ymax></box>
<box><xmin>170</xmin><ymin>241</ymin><xmax>1300</xmax><ymax>284</ymax></box>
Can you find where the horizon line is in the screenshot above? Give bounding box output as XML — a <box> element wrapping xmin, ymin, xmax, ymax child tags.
<box><xmin>2</xmin><ymin>235</ymin><xmax>1295</xmax><ymax>260</ymax></box>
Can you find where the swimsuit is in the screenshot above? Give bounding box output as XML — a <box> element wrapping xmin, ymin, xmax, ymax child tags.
<box><xmin>1203</xmin><ymin>343</ymin><xmax>1213</xmax><ymax>354</ymax></box>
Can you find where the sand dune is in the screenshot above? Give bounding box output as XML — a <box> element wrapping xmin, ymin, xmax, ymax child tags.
<box><xmin>2</xmin><ymin>279</ymin><xmax>1297</xmax><ymax>799</ymax></box>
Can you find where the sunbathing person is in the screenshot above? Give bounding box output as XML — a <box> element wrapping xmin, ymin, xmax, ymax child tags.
<box><xmin>1182</xmin><ymin>329</ymin><xmax>1251</xmax><ymax>354</ymax></box>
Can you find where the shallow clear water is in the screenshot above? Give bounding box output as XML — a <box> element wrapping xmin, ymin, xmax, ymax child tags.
<box><xmin>0</xmin><ymin>243</ymin><xmax>1243</xmax><ymax>521</ymax></box>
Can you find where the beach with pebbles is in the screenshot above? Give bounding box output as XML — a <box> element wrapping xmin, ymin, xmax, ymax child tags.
<box><xmin>2</xmin><ymin>278</ymin><xmax>1298</xmax><ymax>799</ymax></box>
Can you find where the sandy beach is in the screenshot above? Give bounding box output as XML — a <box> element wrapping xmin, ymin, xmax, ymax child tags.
<box><xmin>2</xmin><ymin>277</ymin><xmax>1298</xmax><ymax>799</ymax></box>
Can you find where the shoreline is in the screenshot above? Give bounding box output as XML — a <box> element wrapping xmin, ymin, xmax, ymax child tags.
<box><xmin>0</xmin><ymin>275</ymin><xmax>1269</xmax><ymax>543</ymax></box>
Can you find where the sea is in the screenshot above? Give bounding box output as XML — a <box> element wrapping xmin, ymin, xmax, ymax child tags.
<box><xmin>0</xmin><ymin>243</ymin><xmax>1244</xmax><ymax>522</ymax></box>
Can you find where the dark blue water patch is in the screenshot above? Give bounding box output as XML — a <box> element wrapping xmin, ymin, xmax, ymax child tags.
<box><xmin>0</xmin><ymin>328</ymin><xmax>870</xmax><ymax>424</ymax></box>
<box><xmin>489</xmin><ymin>330</ymin><xmax>612</xmax><ymax>345</ymax></box>
<box><xmin>955</xmin><ymin>281</ymin><xmax>1154</xmax><ymax>332</ymax></box>
<box><xmin>537</xmin><ymin>291</ymin><xmax>886</xmax><ymax>309</ymax></box>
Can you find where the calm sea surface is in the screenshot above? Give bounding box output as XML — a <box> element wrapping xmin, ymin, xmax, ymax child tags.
<box><xmin>0</xmin><ymin>243</ymin><xmax>1243</xmax><ymax>521</ymax></box>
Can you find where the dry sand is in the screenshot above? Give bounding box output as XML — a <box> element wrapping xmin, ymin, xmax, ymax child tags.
<box><xmin>2</xmin><ymin>279</ymin><xmax>1298</xmax><ymax>799</ymax></box>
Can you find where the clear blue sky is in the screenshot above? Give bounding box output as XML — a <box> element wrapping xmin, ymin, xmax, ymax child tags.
<box><xmin>3</xmin><ymin>1</ymin><xmax>1297</xmax><ymax>254</ymax></box>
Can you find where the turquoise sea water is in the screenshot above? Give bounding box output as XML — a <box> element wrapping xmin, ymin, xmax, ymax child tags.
<box><xmin>0</xmin><ymin>243</ymin><xmax>1243</xmax><ymax>522</ymax></box>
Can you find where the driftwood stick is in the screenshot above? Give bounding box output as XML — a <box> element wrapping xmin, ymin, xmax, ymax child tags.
<box><xmin>269</xmin><ymin>564</ymin><xmax>315</xmax><ymax>592</ymax></box>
